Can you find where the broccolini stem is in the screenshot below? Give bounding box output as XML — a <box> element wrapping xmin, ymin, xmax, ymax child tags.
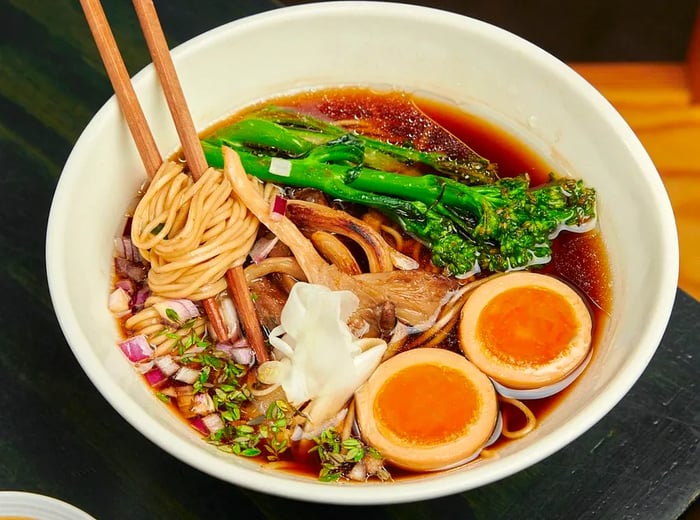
<box><xmin>202</xmin><ymin>140</ymin><xmax>486</xmax><ymax>216</ymax></box>
<box><xmin>206</xmin><ymin>107</ymin><xmax>498</xmax><ymax>185</ymax></box>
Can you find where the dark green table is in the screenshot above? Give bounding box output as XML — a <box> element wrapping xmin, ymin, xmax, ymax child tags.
<box><xmin>1</xmin><ymin>1</ymin><xmax>698</xmax><ymax>518</ymax></box>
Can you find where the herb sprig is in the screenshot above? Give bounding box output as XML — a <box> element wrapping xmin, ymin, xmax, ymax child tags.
<box><xmin>211</xmin><ymin>399</ymin><xmax>296</xmax><ymax>461</ymax></box>
<box><xmin>309</xmin><ymin>428</ymin><xmax>391</xmax><ymax>482</ymax></box>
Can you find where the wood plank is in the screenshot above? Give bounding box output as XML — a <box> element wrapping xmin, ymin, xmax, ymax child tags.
<box><xmin>687</xmin><ymin>4</ymin><xmax>700</xmax><ymax>101</ymax></box>
<box><xmin>573</xmin><ymin>63</ymin><xmax>691</xmax><ymax>106</ymax></box>
<box><xmin>572</xmin><ymin>62</ymin><xmax>700</xmax><ymax>301</ymax></box>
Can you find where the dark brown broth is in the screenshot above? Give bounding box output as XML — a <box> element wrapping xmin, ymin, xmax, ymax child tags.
<box><xmin>417</xmin><ymin>96</ymin><xmax>552</xmax><ymax>183</ymax></box>
<box><xmin>187</xmin><ymin>87</ymin><xmax>612</xmax><ymax>479</ymax></box>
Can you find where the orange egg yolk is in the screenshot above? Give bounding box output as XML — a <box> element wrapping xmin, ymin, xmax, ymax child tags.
<box><xmin>476</xmin><ymin>286</ymin><xmax>578</xmax><ymax>366</ymax></box>
<box><xmin>373</xmin><ymin>363</ymin><xmax>479</xmax><ymax>445</ymax></box>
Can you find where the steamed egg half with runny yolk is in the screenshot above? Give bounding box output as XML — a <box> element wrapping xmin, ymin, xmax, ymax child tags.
<box><xmin>355</xmin><ymin>348</ymin><xmax>498</xmax><ymax>472</ymax></box>
<box><xmin>459</xmin><ymin>272</ymin><xmax>593</xmax><ymax>391</ymax></box>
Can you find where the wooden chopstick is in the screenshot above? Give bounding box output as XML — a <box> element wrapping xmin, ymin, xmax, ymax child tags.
<box><xmin>79</xmin><ymin>0</ymin><xmax>230</xmax><ymax>343</ymax></box>
<box><xmin>131</xmin><ymin>0</ymin><xmax>269</xmax><ymax>362</ymax></box>
<box><xmin>129</xmin><ymin>1</ymin><xmax>269</xmax><ymax>362</ymax></box>
<box><xmin>79</xmin><ymin>0</ymin><xmax>162</xmax><ymax>177</ymax></box>
<box><xmin>225</xmin><ymin>268</ymin><xmax>269</xmax><ymax>363</ymax></box>
<box><xmin>83</xmin><ymin>0</ymin><xmax>269</xmax><ymax>362</ymax></box>
<box><xmin>131</xmin><ymin>0</ymin><xmax>208</xmax><ymax>179</ymax></box>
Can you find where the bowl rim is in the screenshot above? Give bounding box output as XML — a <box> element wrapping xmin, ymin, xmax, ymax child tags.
<box><xmin>46</xmin><ymin>0</ymin><xmax>679</xmax><ymax>505</ymax></box>
<box><xmin>0</xmin><ymin>491</ymin><xmax>96</xmax><ymax>520</ymax></box>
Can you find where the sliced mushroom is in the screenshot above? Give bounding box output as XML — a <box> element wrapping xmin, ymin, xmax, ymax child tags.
<box><xmin>310</xmin><ymin>231</ymin><xmax>362</xmax><ymax>275</ymax></box>
<box><xmin>244</xmin><ymin>256</ymin><xmax>307</xmax><ymax>283</ymax></box>
<box><xmin>353</xmin><ymin>270</ymin><xmax>458</xmax><ymax>325</ymax></box>
<box><xmin>286</xmin><ymin>199</ymin><xmax>416</xmax><ymax>273</ymax></box>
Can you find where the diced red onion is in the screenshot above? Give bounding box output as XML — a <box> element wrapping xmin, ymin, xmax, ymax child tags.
<box><xmin>109</xmin><ymin>287</ymin><xmax>132</xmax><ymax>318</ymax></box>
<box><xmin>131</xmin><ymin>286</ymin><xmax>150</xmax><ymax>312</ymax></box>
<box><xmin>134</xmin><ymin>359</ymin><xmax>155</xmax><ymax>374</ymax></box>
<box><xmin>215</xmin><ymin>342</ymin><xmax>234</xmax><ymax>358</ymax></box>
<box><xmin>191</xmin><ymin>393</ymin><xmax>215</xmax><ymax>415</ymax></box>
<box><xmin>118</xmin><ymin>334</ymin><xmax>153</xmax><ymax>363</ymax></box>
<box><xmin>113</xmin><ymin>236</ymin><xmax>142</xmax><ymax>263</ymax></box>
<box><xmin>202</xmin><ymin>413</ymin><xmax>225</xmax><ymax>434</ymax></box>
<box><xmin>153</xmin><ymin>299</ymin><xmax>200</xmax><ymax>324</ymax></box>
<box><xmin>218</xmin><ymin>295</ymin><xmax>240</xmax><ymax>340</ymax></box>
<box><xmin>144</xmin><ymin>367</ymin><xmax>167</xmax><ymax>387</ymax></box>
<box><xmin>270</xmin><ymin>194</ymin><xmax>288</xmax><ymax>222</ymax></box>
<box><xmin>174</xmin><ymin>366</ymin><xmax>200</xmax><ymax>384</ymax></box>
<box><xmin>216</xmin><ymin>339</ymin><xmax>254</xmax><ymax>366</ymax></box>
<box><xmin>115</xmin><ymin>278</ymin><xmax>135</xmax><ymax>295</ymax></box>
<box><xmin>189</xmin><ymin>416</ymin><xmax>209</xmax><ymax>435</ymax></box>
<box><xmin>231</xmin><ymin>346</ymin><xmax>255</xmax><ymax>366</ymax></box>
<box><xmin>249</xmin><ymin>235</ymin><xmax>280</xmax><ymax>264</ymax></box>
<box><xmin>348</xmin><ymin>460</ymin><xmax>368</xmax><ymax>482</ymax></box>
<box><xmin>154</xmin><ymin>355</ymin><xmax>180</xmax><ymax>377</ymax></box>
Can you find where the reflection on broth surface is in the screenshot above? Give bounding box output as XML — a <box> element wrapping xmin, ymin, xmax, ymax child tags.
<box><xmin>109</xmin><ymin>87</ymin><xmax>610</xmax><ymax>482</ymax></box>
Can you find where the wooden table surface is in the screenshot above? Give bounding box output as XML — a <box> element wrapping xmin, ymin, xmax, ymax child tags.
<box><xmin>1</xmin><ymin>1</ymin><xmax>698</xmax><ymax>519</ymax></box>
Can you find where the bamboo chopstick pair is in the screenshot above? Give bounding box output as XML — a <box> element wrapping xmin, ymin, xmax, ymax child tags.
<box><xmin>79</xmin><ymin>0</ymin><xmax>268</xmax><ymax>362</ymax></box>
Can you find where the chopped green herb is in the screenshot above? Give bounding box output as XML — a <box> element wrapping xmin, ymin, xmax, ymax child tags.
<box><xmin>343</xmin><ymin>438</ymin><xmax>365</xmax><ymax>462</ymax></box>
<box><xmin>143</xmin><ymin>306</ymin><xmax>384</xmax><ymax>481</ymax></box>
<box><xmin>193</xmin><ymin>366</ymin><xmax>211</xmax><ymax>393</ymax></box>
<box><xmin>240</xmin><ymin>447</ymin><xmax>262</xmax><ymax>457</ymax></box>
<box><xmin>310</xmin><ymin>428</ymin><xmax>390</xmax><ymax>482</ymax></box>
<box><xmin>150</xmin><ymin>222</ymin><xmax>165</xmax><ymax>235</ymax></box>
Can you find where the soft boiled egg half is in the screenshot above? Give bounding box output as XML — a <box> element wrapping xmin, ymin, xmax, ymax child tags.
<box><xmin>355</xmin><ymin>348</ymin><xmax>498</xmax><ymax>472</ymax></box>
<box><xmin>459</xmin><ymin>272</ymin><xmax>593</xmax><ymax>394</ymax></box>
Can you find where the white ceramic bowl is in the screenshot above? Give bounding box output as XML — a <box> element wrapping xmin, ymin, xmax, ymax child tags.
<box><xmin>46</xmin><ymin>1</ymin><xmax>678</xmax><ymax>505</ymax></box>
<box><xmin>0</xmin><ymin>492</ymin><xmax>95</xmax><ymax>520</ymax></box>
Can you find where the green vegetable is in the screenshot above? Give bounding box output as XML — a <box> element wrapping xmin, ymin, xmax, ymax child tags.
<box><xmin>202</xmin><ymin>109</ymin><xmax>597</xmax><ymax>275</ymax></box>
<box><xmin>164</xmin><ymin>307</ymin><xmax>179</xmax><ymax>323</ymax></box>
<box><xmin>309</xmin><ymin>428</ymin><xmax>390</xmax><ymax>482</ymax></box>
<box><xmin>207</xmin><ymin>106</ymin><xmax>498</xmax><ymax>185</ymax></box>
